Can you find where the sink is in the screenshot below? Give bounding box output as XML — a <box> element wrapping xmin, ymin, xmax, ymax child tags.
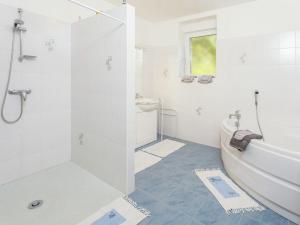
<box><xmin>136</xmin><ymin>98</ymin><xmax>159</xmax><ymax>112</ymax></box>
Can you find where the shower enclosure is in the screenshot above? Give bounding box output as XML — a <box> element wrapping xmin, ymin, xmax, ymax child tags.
<box><xmin>0</xmin><ymin>2</ymin><xmax>135</xmax><ymax>225</ymax></box>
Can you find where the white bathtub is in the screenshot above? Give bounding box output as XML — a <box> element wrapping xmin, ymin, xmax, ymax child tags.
<box><xmin>221</xmin><ymin>119</ymin><xmax>300</xmax><ymax>224</ymax></box>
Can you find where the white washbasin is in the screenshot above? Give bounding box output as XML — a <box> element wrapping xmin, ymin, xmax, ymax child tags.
<box><xmin>135</xmin><ymin>98</ymin><xmax>159</xmax><ymax>112</ymax></box>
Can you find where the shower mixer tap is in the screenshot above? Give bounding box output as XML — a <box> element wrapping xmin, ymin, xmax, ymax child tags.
<box><xmin>8</xmin><ymin>89</ymin><xmax>32</xmax><ymax>102</ymax></box>
<box><xmin>229</xmin><ymin>110</ymin><xmax>241</xmax><ymax>129</ymax></box>
<box><xmin>229</xmin><ymin>110</ymin><xmax>241</xmax><ymax>120</ymax></box>
<box><xmin>14</xmin><ymin>26</ymin><xmax>27</xmax><ymax>32</ymax></box>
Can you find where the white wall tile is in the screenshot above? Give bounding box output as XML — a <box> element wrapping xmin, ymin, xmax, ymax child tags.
<box><xmin>0</xmin><ymin>4</ymin><xmax>71</xmax><ymax>185</ymax></box>
<box><xmin>264</xmin><ymin>33</ymin><xmax>280</xmax><ymax>49</ymax></box>
<box><xmin>0</xmin><ymin>159</ymin><xmax>20</xmax><ymax>184</ymax></box>
<box><xmin>296</xmin><ymin>48</ymin><xmax>300</xmax><ymax>65</ymax></box>
<box><xmin>71</xmin><ymin>5</ymin><xmax>135</xmax><ymax>194</ymax></box>
<box><xmin>265</xmin><ymin>49</ymin><xmax>280</xmax><ymax>66</ymax></box>
<box><xmin>280</xmin><ymin>48</ymin><xmax>296</xmax><ymax>65</ymax></box>
<box><xmin>143</xmin><ymin>31</ymin><xmax>300</xmax><ymax>148</ymax></box>
<box><xmin>20</xmin><ymin>153</ymin><xmax>42</xmax><ymax>177</ymax></box>
<box><xmin>295</xmin><ymin>32</ymin><xmax>300</xmax><ymax>48</ymax></box>
<box><xmin>280</xmin><ymin>31</ymin><xmax>296</xmax><ymax>48</ymax></box>
<box><xmin>0</xmin><ymin>136</ymin><xmax>20</xmax><ymax>163</ymax></box>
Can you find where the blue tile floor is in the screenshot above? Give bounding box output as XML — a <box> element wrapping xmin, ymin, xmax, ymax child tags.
<box><xmin>130</xmin><ymin>138</ymin><xmax>296</xmax><ymax>225</ymax></box>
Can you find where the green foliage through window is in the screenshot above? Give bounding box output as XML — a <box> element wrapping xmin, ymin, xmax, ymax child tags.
<box><xmin>190</xmin><ymin>35</ymin><xmax>216</xmax><ymax>76</ymax></box>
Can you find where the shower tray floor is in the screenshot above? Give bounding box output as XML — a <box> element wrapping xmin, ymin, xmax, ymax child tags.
<box><xmin>0</xmin><ymin>162</ymin><xmax>123</xmax><ymax>225</ymax></box>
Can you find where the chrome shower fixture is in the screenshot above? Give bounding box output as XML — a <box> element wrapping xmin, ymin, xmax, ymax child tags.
<box><xmin>15</xmin><ymin>9</ymin><xmax>37</xmax><ymax>62</ymax></box>
<box><xmin>254</xmin><ymin>89</ymin><xmax>265</xmax><ymax>141</ymax></box>
<box><xmin>229</xmin><ymin>110</ymin><xmax>241</xmax><ymax>130</ymax></box>
<box><xmin>13</xmin><ymin>8</ymin><xmax>37</xmax><ymax>62</ymax></box>
<box><xmin>8</xmin><ymin>89</ymin><xmax>32</xmax><ymax>102</ymax></box>
<box><xmin>14</xmin><ymin>8</ymin><xmax>24</xmax><ymax>27</ymax></box>
<box><xmin>14</xmin><ymin>19</ymin><xmax>24</xmax><ymax>27</ymax></box>
<box><xmin>254</xmin><ymin>90</ymin><xmax>259</xmax><ymax>106</ymax></box>
<box><xmin>1</xmin><ymin>8</ymin><xmax>35</xmax><ymax>124</ymax></box>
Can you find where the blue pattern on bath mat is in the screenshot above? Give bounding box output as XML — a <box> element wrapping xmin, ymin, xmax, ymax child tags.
<box><xmin>208</xmin><ymin>176</ymin><xmax>240</xmax><ymax>199</ymax></box>
<box><xmin>91</xmin><ymin>209</ymin><xmax>126</xmax><ymax>225</ymax></box>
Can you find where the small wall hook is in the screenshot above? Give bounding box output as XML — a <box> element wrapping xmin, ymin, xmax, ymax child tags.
<box><xmin>196</xmin><ymin>107</ymin><xmax>202</xmax><ymax>115</ymax></box>
<box><xmin>78</xmin><ymin>133</ymin><xmax>84</xmax><ymax>145</ymax></box>
<box><xmin>45</xmin><ymin>39</ymin><xmax>55</xmax><ymax>51</ymax></box>
<box><xmin>163</xmin><ymin>69</ymin><xmax>168</xmax><ymax>78</ymax></box>
<box><xmin>106</xmin><ymin>56</ymin><xmax>112</xmax><ymax>71</ymax></box>
<box><xmin>240</xmin><ymin>53</ymin><xmax>247</xmax><ymax>64</ymax></box>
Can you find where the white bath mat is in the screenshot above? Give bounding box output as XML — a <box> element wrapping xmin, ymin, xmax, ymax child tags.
<box><xmin>135</xmin><ymin>151</ymin><xmax>161</xmax><ymax>173</ymax></box>
<box><xmin>143</xmin><ymin>139</ymin><xmax>185</xmax><ymax>158</ymax></box>
<box><xmin>76</xmin><ymin>197</ymin><xmax>150</xmax><ymax>225</ymax></box>
<box><xmin>195</xmin><ymin>169</ymin><xmax>265</xmax><ymax>214</ymax></box>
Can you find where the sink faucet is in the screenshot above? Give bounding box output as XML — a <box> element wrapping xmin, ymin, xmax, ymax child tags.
<box><xmin>229</xmin><ymin>110</ymin><xmax>241</xmax><ymax>130</ymax></box>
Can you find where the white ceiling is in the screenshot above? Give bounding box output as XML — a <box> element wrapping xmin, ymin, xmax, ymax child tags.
<box><xmin>0</xmin><ymin>0</ymin><xmax>115</xmax><ymax>23</ymax></box>
<box><xmin>0</xmin><ymin>0</ymin><xmax>255</xmax><ymax>23</ymax></box>
<box><xmin>109</xmin><ymin>0</ymin><xmax>255</xmax><ymax>22</ymax></box>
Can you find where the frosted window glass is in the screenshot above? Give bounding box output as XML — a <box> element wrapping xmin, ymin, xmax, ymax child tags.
<box><xmin>190</xmin><ymin>35</ymin><xmax>216</xmax><ymax>76</ymax></box>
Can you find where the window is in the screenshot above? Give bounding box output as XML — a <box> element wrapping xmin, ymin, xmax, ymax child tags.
<box><xmin>185</xmin><ymin>30</ymin><xmax>216</xmax><ymax>76</ymax></box>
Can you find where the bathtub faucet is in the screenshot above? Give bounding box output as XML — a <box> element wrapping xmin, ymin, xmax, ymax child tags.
<box><xmin>229</xmin><ymin>110</ymin><xmax>241</xmax><ymax>130</ymax></box>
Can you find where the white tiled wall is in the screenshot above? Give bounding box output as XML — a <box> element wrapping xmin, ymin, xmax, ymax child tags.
<box><xmin>71</xmin><ymin>5</ymin><xmax>135</xmax><ymax>194</ymax></box>
<box><xmin>142</xmin><ymin>31</ymin><xmax>300</xmax><ymax>148</ymax></box>
<box><xmin>0</xmin><ymin>4</ymin><xmax>71</xmax><ymax>185</ymax></box>
<box><xmin>217</xmin><ymin>31</ymin><xmax>300</xmax><ymax>130</ymax></box>
<box><xmin>134</xmin><ymin>0</ymin><xmax>300</xmax><ymax>148</ymax></box>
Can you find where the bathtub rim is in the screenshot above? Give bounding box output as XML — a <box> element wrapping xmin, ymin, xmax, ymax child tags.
<box><xmin>222</xmin><ymin>154</ymin><xmax>300</xmax><ymax>224</ymax></box>
<box><xmin>222</xmin><ymin>119</ymin><xmax>300</xmax><ymax>160</ymax></box>
<box><xmin>221</xmin><ymin>119</ymin><xmax>300</xmax><ymax>224</ymax></box>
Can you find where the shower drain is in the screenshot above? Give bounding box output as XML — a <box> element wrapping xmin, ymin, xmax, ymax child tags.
<box><xmin>28</xmin><ymin>200</ymin><xmax>43</xmax><ymax>209</ymax></box>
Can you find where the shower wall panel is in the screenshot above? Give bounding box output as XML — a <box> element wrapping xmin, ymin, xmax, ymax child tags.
<box><xmin>0</xmin><ymin>3</ymin><xmax>71</xmax><ymax>185</ymax></box>
<box><xmin>71</xmin><ymin>5</ymin><xmax>135</xmax><ymax>194</ymax></box>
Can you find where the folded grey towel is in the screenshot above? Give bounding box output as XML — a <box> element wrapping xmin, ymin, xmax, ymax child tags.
<box><xmin>230</xmin><ymin>130</ymin><xmax>263</xmax><ymax>151</ymax></box>
<box><xmin>198</xmin><ymin>75</ymin><xmax>214</xmax><ymax>84</ymax></box>
<box><xmin>181</xmin><ymin>76</ymin><xmax>195</xmax><ymax>83</ymax></box>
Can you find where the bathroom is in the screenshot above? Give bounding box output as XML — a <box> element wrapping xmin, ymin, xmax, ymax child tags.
<box><xmin>0</xmin><ymin>0</ymin><xmax>299</xmax><ymax>225</ymax></box>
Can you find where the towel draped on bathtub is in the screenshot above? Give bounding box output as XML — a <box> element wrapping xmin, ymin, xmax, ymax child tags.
<box><xmin>230</xmin><ymin>130</ymin><xmax>263</xmax><ymax>151</ymax></box>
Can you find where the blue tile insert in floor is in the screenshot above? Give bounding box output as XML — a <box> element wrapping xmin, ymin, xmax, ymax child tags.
<box><xmin>208</xmin><ymin>176</ymin><xmax>240</xmax><ymax>199</ymax></box>
<box><xmin>130</xmin><ymin>137</ymin><xmax>293</xmax><ymax>225</ymax></box>
<box><xmin>91</xmin><ymin>209</ymin><xmax>126</xmax><ymax>225</ymax></box>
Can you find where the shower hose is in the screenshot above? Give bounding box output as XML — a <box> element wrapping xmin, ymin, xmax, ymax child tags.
<box><xmin>1</xmin><ymin>29</ymin><xmax>24</xmax><ymax>124</ymax></box>
<box><xmin>255</xmin><ymin>102</ymin><xmax>265</xmax><ymax>142</ymax></box>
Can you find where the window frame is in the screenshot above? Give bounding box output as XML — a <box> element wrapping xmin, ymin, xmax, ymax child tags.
<box><xmin>184</xmin><ymin>29</ymin><xmax>217</xmax><ymax>76</ymax></box>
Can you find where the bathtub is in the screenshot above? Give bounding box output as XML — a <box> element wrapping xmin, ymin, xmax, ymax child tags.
<box><xmin>221</xmin><ymin>119</ymin><xmax>300</xmax><ymax>224</ymax></box>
